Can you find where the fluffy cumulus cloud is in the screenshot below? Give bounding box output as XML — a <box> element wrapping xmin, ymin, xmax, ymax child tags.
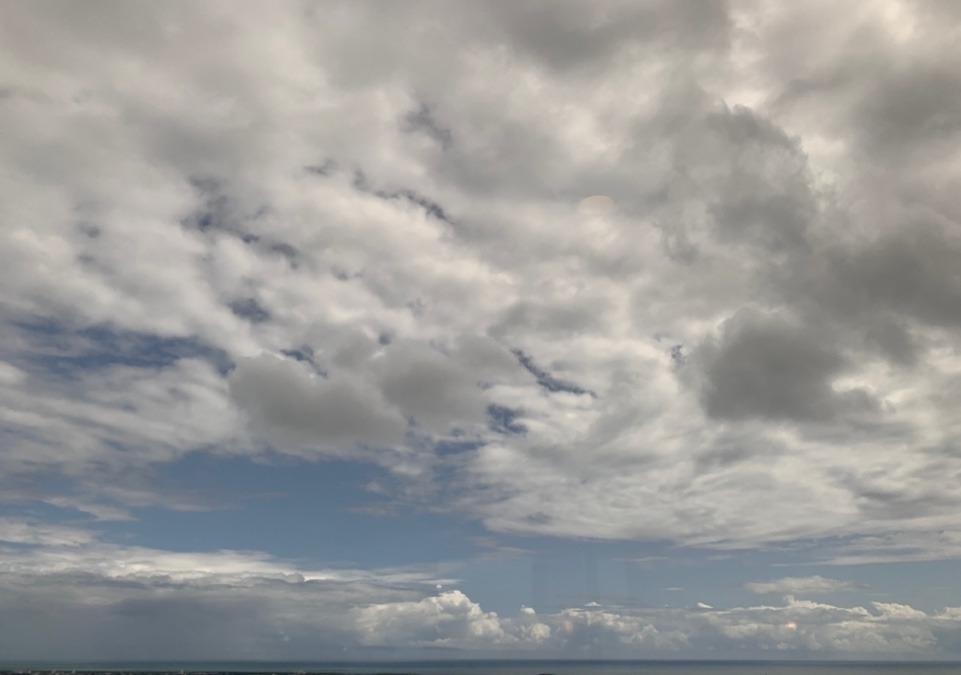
<box><xmin>3</xmin><ymin>524</ymin><xmax>961</xmax><ymax>660</ymax></box>
<box><xmin>351</xmin><ymin>594</ymin><xmax>961</xmax><ymax>659</ymax></box>
<box><xmin>355</xmin><ymin>591</ymin><xmax>520</xmax><ymax>649</ymax></box>
<box><xmin>4</xmin><ymin>0</ymin><xmax>961</xmax><ymax>655</ymax></box>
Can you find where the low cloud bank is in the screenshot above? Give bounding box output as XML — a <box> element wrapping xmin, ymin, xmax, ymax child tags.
<box><xmin>2</xmin><ymin>534</ymin><xmax>961</xmax><ymax>660</ymax></box>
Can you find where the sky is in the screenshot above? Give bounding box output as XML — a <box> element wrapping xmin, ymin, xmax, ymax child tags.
<box><xmin>2</xmin><ymin>0</ymin><xmax>961</xmax><ymax>662</ymax></box>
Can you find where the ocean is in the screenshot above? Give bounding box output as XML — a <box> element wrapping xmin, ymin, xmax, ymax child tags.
<box><xmin>3</xmin><ymin>662</ymin><xmax>960</xmax><ymax>675</ymax></box>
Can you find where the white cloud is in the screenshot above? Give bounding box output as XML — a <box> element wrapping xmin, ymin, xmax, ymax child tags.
<box><xmin>285</xmin><ymin>586</ymin><xmax>961</xmax><ymax>657</ymax></box>
<box><xmin>2</xmin><ymin>0</ymin><xmax>961</xmax><ymax>562</ymax></box>
<box><xmin>0</xmin><ymin>518</ymin><xmax>95</xmax><ymax>547</ymax></box>
<box><xmin>0</xmin><ymin>355</ymin><xmax>248</xmax><ymax>480</ymax></box>
<box><xmin>355</xmin><ymin>590</ymin><xmax>516</xmax><ymax>648</ymax></box>
<box><xmin>1</xmin><ymin>525</ymin><xmax>961</xmax><ymax>659</ymax></box>
<box><xmin>745</xmin><ymin>575</ymin><xmax>864</xmax><ymax>596</ymax></box>
<box><xmin>826</xmin><ymin>531</ymin><xmax>961</xmax><ymax>565</ymax></box>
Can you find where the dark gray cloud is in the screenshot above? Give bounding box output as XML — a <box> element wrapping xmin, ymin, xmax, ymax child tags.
<box><xmin>857</xmin><ymin>63</ymin><xmax>961</xmax><ymax>161</ymax></box>
<box><xmin>229</xmin><ymin>354</ymin><xmax>408</xmax><ymax>452</ymax></box>
<box><xmin>487</xmin><ymin>1</ymin><xmax>731</xmax><ymax>72</ymax></box>
<box><xmin>694</xmin><ymin>310</ymin><xmax>877</xmax><ymax>422</ymax></box>
<box><xmin>827</xmin><ymin>224</ymin><xmax>961</xmax><ymax>329</ymax></box>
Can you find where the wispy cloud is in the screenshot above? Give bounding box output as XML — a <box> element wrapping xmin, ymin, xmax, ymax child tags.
<box><xmin>745</xmin><ymin>575</ymin><xmax>866</xmax><ymax>596</ymax></box>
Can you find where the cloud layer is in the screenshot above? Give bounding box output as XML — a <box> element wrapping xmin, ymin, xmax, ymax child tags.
<box><xmin>2</xmin><ymin>526</ymin><xmax>961</xmax><ymax>660</ymax></box>
<box><xmin>3</xmin><ymin>0</ymin><xmax>961</xmax><ymax>592</ymax></box>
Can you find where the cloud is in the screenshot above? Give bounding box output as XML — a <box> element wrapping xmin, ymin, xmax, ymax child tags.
<box><xmin>745</xmin><ymin>575</ymin><xmax>864</xmax><ymax>597</ymax></box>
<box><xmin>2</xmin><ymin>0</ymin><xmax>961</xmax><ymax>563</ymax></box>
<box><xmin>0</xmin><ymin>521</ymin><xmax>459</xmax><ymax>659</ymax></box>
<box><xmin>376</xmin><ymin>341</ymin><xmax>488</xmax><ymax>433</ymax></box>
<box><xmin>5</xmin><ymin>528</ymin><xmax>961</xmax><ymax>660</ymax></box>
<box><xmin>355</xmin><ymin>590</ymin><xmax>519</xmax><ymax>648</ymax></box>
<box><xmin>229</xmin><ymin>353</ymin><xmax>408</xmax><ymax>453</ymax></box>
<box><xmin>0</xmin><ymin>350</ymin><xmax>247</xmax><ymax>488</ymax></box>
<box><xmin>826</xmin><ymin>531</ymin><xmax>961</xmax><ymax>566</ymax></box>
<box><xmin>692</xmin><ymin>309</ymin><xmax>879</xmax><ymax>422</ymax></box>
<box><xmin>0</xmin><ymin>518</ymin><xmax>95</xmax><ymax>547</ymax></box>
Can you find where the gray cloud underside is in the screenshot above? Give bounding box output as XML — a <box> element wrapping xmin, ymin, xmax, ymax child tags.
<box><xmin>3</xmin><ymin>0</ymin><xmax>961</xmax><ymax>557</ymax></box>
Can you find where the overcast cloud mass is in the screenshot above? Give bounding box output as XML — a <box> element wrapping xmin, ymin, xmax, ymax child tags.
<box><xmin>3</xmin><ymin>0</ymin><xmax>961</xmax><ymax>661</ymax></box>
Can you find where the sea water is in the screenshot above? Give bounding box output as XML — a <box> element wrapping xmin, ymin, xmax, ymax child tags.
<box><xmin>4</xmin><ymin>662</ymin><xmax>960</xmax><ymax>675</ymax></box>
